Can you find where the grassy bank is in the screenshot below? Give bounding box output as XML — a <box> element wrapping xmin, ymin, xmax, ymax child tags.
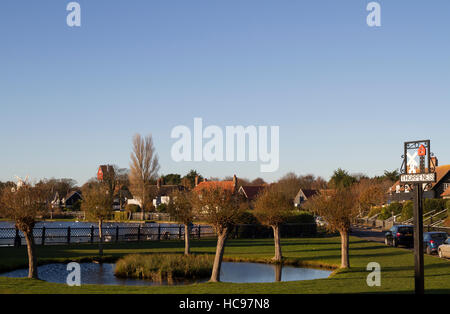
<box><xmin>0</xmin><ymin>237</ymin><xmax>449</xmax><ymax>293</ymax></box>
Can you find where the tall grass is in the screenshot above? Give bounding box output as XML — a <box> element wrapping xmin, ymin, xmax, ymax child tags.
<box><xmin>114</xmin><ymin>254</ymin><xmax>213</xmax><ymax>282</ymax></box>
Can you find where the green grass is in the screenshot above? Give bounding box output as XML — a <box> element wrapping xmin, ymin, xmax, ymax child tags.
<box><xmin>114</xmin><ymin>254</ymin><xmax>213</xmax><ymax>281</ymax></box>
<box><xmin>0</xmin><ymin>237</ymin><xmax>449</xmax><ymax>294</ymax></box>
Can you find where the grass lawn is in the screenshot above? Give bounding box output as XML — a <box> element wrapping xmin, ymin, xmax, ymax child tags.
<box><xmin>0</xmin><ymin>236</ymin><xmax>449</xmax><ymax>294</ymax></box>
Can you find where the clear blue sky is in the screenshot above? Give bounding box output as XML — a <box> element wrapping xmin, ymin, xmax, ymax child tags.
<box><xmin>1</xmin><ymin>0</ymin><xmax>449</xmax><ymax>185</ymax></box>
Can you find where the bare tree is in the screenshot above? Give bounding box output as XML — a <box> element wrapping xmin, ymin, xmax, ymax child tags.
<box><xmin>81</xmin><ymin>181</ymin><xmax>112</xmax><ymax>256</ymax></box>
<box><xmin>193</xmin><ymin>186</ymin><xmax>242</xmax><ymax>282</ymax></box>
<box><xmin>167</xmin><ymin>190</ymin><xmax>195</xmax><ymax>255</ymax></box>
<box><xmin>356</xmin><ymin>179</ymin><xmax>390</xmax><ymax>216</ymax></box>
<box><xmin>304</xmin><ymin>187</ymin><xmax>358</xmax><ymax>268</ymax></box>
<box><xmin>129</xmin><ymin>134</ymin><xmax>160</xmax><ymax>219</ymax></box>
<box><xmin>253</xmin><ymin>184</ymin><xmax>294</xmax><ymax>262</ymax></box>
<box><xmin>0</xmin><ymin>183</ymin><xmax>51</xmax><ymax>278</ymax></box>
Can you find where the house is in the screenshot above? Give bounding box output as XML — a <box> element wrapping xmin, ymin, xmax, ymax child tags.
<box><xmin>238</xmin><ymin>185</ymin><xmax>266</xmax><ymax>202</ymax></box>
<box><xmin>388</xmin><ymin>159</ymin><xmax>450</xmax><ymax>203</ymax></box>
<box><xmin>441</xmin><ymin>186</ymin><xmax>450</xmax><ymax>200</ymax></box>
<box><xmin>62</xmin><ymin>191</ymin><xmax>82</xmax><ymax>209</ymax></box>
<box><xmin>193</xmin><ymin>175</ymin><xmax>239</xmax><ymax>194</ymax></box>
<box><xmin>125</xmin><ymin>178</ymin><xmax>185</xmax><ymax>209</ymax></box>
<box><xmin>150</xmin><ymin>178</ymin><xmax>185</xmax><ymax>207</ymax></box>
<box><xmin>294</xmin><ymin>189</ymin><xmax>319</xmax><ymax>207</ymax></box>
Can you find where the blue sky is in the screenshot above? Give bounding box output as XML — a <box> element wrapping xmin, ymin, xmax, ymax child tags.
<box><xmin>1</xmin><ymin>0</ymin><xmax>449</xmax><ymax>185</ymax></box>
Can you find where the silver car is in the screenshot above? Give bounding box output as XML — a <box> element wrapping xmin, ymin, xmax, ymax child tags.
<box><xmin>438</xmin><ymin>238</ymin><xmax>450</xmax><ymax>259</ymax></box>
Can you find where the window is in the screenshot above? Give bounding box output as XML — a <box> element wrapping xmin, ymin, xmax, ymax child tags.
<box><xmin>442</xmin><ymin>183</ymin><xmax>450</xmax><ymax>191</ymax></box>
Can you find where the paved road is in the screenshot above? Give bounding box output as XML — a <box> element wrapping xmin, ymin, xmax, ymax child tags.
<box><xmin>351</xmin><ymin>225</ymin><xmax>385</xmax><ymax>244</ymax></box>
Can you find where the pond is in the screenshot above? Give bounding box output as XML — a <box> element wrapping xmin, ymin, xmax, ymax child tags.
<box><xmin>0</xmin><ymin>262</ymin><xmax>332</xmax><ymax>285</ymax></box>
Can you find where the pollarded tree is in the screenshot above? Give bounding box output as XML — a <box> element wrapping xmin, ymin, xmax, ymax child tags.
<box><xmin>0</xmin><ymin>183</ymin><xmax>51</xmax><ymax>278</ymax></box>
<box><xmin>304</xmin><ymin>187</ymin><xmax>358</xmax><ymax>268</ymax></box>
<box><xmin>81</xmin><ymin>181</ymin><xmax>112</xmax><ymax>256</ymax></box>
<box><xmin>253</xmin><ymin>184</ymin><xmax>294</xmax><ymax>262</ymax></box>
<box><xmin>167</xmin><ymin>190</ymin><xmax>195</xmax><ymax>255</ymax></box>
<box><xmin>193</xmin><ymin>186</ymin><xmax>242</xmax><ymax>282</ymax></box>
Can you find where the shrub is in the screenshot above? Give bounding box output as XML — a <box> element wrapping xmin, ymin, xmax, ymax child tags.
<box><xmin>387</xmin><ymin>202</ymin><xmax>403</xmax><ymax>216</ymax></box>
<box><xmin>114</xmin><ymin>254</ymin><xmax>213</xmax><ymax>281</ymax></box>
<box><xmin>423</xmin><ymin>199</ymin><xmax>447</xmax><ymax>214</ymax></box>
<box><xmin>367</xmin><ymin>206</ymin><xmax>382</xmax><ymax>218</ymax></box>
<box><xmin>156</xmin><ymin>203</ymin><xmax>168</xmax><ymax>213</ymax></box>
<box><xmin>285</xmin><ymin>211</ymin><xmax>315</xmax><ymax>224</ymax></box>
<box><xmin>400</xmin><ymin>201</ymin><xmax>414</xmax><ymax>221</ymax></box>
<box><xmin>125</xmin><ymin>204</ymin><xmax>141</xmax><ymax>213</ymax></box>
<box><xmin>114</xmin><ymin>211</ymin><xmax>128</xmax><ymax>221</ymax></box>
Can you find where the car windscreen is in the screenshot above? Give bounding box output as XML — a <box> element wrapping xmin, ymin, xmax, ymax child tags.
<box><xmin>430</xmin><ymin>233</ymin><xmax>448</xmax><ymax>240</ymax></box>
<box><xmin>397</xmin><ymin>227</ymin><xmax>413</xmax><ymax>234</ymax></box>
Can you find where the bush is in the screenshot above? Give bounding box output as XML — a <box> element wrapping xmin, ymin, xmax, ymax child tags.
<box><xmin>400</xmin><ymin>201</ymin><xmax>414</xmax><ymax>221</ymax></box>
<box><xmin>423</xmin><ymin>199</ymin><xmax>447</xmax><ymax>214</ymax></box>
<box><xmin>114</xmin><ymin>254</ymin><xmax>213</xmax><ymax>281</ymax></box>
<box><xmin>285</xmin><ymin>211</ymin><xmax>315</xmax><ymax>223</ymax></box>
<box><xmin>125</xmin><ymin>204</ymin><xmax>141</xmax><ymax>213</ymax></box>
<box><xmin>156</xmin><ymin>203</ymin><xmax>168</xmax><ymax>213</ymax></box>
<box><xmin>367</xmin><ymin>206</ymin><xmax>382</xmax><ymax>218</ymax></box>
<box><xmin>114</xmin><ymin>211</ymin><xmax>128</xmax><ymax>221</ymax></box>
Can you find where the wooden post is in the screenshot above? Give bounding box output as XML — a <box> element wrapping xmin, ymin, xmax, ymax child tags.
<box><xmin>41</xmin><ymin>227</ymin><xmax>46</xmax><ymax>246</ymax></box>
<box><xmin>14</xmin><ymin>228</ymin><xmax>21</xmax><ymax>247</ymax></box>
<box><xmin>413</xmin><ymin>183</ymin><xmax>425</xmax><ymax>295</ymax></box>
<box><xmin>67</xmin><ymin>226</ymin><xmax>71</xmax><ymax>245</ymax></box>
<box><xmin>116</xmin><ymin>226</ymin><xmax>119</xmax><ymax>243</ymax></box>
<box><xmin>90</xmin><ymin>226</ymin><xmax>94</xmax><ymax>244</ymax></box>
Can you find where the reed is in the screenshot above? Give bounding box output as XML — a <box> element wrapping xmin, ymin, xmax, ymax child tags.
<box><xmin>114</xmin><ymin>254</ymin><xmax>213</xmax><ymax>282</ymax></box>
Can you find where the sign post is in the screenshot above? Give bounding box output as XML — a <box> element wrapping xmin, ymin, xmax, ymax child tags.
<box><xmin>399</xmin><ymin>140</ymin><xmax>436</xmax><ymax>294</ymax></box>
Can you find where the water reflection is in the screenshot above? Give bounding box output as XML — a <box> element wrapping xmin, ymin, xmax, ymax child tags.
<box><xmin>1</xmin><ymin>262</ymin><xmax>331</xmax><ymax>286</ymax></box>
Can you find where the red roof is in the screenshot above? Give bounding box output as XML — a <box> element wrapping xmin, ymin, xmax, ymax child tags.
<box><xmin>194</xmin><ymin>180</ymin><xmax>235</xmax><ymax>193</ymax></box>
<box><xmin>442</xmin><ymin>186</ymin><xmax>450</xmax><ymax>197</ymax></box>
<box><xmin>239</xmin><ymin>185</ymin><xmax>266</xmax><ymax>201</ymax></box>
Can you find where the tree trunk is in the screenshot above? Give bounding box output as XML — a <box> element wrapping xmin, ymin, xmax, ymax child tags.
<box><xmin>210</xmin><ymin>228</ymin><xmax>228</xmax><ymax>282</ymax></box>
<box><xmin>272</xmin><ymin>225</ymin><xmax>282</xmax><ymax>262</ymax></box>
<box><xmin>339</xmin><ymin>230</ymin><xmax>350</xmax><ymax>268</ymax></box>
<box><xmin>98</xmin><ymin>220</ymin><xmax>103</xmax><ymax>257</ymax></box>
<box><xmin>184</xmin><ymin>224</ymin><xmax>191</xmax><ymax>256</ymax></box>
<box><xmin>23</xmin><ymin>231</ymin><xmax>38</xmax><ymax>279</ymax></box>
<box><xmin>274</xmin><ymin>264</ymin><xmax>282</xmax><ymax>282</ymax></box>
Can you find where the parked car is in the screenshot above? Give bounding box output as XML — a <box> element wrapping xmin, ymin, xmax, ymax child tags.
<box><xmin>438</xmin><ymin>238</ymin><xmax>450</xmax><ymax>259</ymax></box>
<box><xmin>424</xmin><ymin>232</ymin><xmax>448</xmax><ymax>255</ymax></box>
<box><xmin>385</xmin><ymin>225</ymin><xmax>414</xmax><ymax>247</ymax></box>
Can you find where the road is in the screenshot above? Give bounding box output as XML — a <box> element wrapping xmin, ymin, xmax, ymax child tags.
<box><xmin>350</xmin><ymin>225</ymin><xmax>386</xmax><ymax>244</ymax></box>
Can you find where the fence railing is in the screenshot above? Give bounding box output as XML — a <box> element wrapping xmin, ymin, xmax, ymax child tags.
<box><xmin>0</xmin><ymin>223</ymin><xmax>317</xmax><ymax>247</ymax></box>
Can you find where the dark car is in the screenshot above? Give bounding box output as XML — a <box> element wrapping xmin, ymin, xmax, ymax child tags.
<box><xmin>424</xmin><ymin>232</ymin><xmax>448</xmax><ymax>255</ymax></box>
<box><xmin>385</xmin><ymin>225</ymin><xmax>414</xmax><ymax>247</ymax></box>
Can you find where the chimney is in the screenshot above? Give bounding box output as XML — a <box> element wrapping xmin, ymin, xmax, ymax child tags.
<box><xmin>157</xmin><ymin>178</ymin><xmax>161</xmax><ymax>189</ymax></box>
<box><xmin>195</xmin><ymin>176</ymin><xmax>199</xmax><ymax>186</ymax></box>
<box><xmin>431</xmin><ymin>156</ymin><xmax>438</xmax><ymax>168</ymax></box>
<box><xmin>233</xmin><ymin>174</ymin><xmax>238</xmax><ymax>190</ymax></box>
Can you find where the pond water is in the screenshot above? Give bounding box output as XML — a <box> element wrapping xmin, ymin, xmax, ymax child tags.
<box><xmin>0</xmin><ymin>262</ymin><xmax>332</xmax><ymax>285</ymax></box>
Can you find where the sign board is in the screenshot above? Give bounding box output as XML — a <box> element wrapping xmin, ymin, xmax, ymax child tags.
<box><xmin>400</xmin><ymin>173</ymin><xmax>436</xmax><ymax>183</ymax></box>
